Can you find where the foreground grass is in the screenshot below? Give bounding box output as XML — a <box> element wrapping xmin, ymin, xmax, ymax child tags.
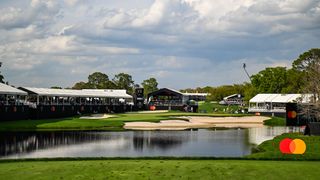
<box><xmin>263</xmin><ymin>117</ymin><xmax>286</xmax><ymax>126</ymax></box>
<box><xmin>0</xmin><ymin>159</ymin><xmax>319</xmax><ymax>180</ymax></box>
<box><xmin>0</xmin><ymin>112</ymin><xmax>248</xmax><ymax>131</ymax></box>
<box><xmin>247</xmin><ymin>133</ymin><xmax>320</xmax><ymax>160</ymax></box>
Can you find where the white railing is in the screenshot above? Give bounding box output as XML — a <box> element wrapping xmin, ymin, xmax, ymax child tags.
<box><xmin>248</xmin><ymin>107</ymin><xmax>286</xmax><ymax>113</ymax></box>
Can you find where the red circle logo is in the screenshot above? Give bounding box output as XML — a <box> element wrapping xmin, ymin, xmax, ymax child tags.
<box><xmin>150</xmin><ymin>106</ymin><xmax>156</xmax><ymax>111</ymax></box>
<box><xmin>279</xmin><ymin>138</ymin><xmax>306</xmax><ymax>154</ymax></box>
<box><xmin>287</xmin><ymin>111</ymin><xmax>297</xmax><ymax>119</ymax></box>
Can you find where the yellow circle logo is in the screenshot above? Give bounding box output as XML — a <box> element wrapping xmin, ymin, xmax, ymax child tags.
<box><xmin>279</xmin><ymin>138</ymin><xmax>306</xmax><ymax>154</ymax></box>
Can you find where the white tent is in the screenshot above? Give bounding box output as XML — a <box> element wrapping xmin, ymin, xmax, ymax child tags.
<box><xmin>82</xmin><ymin>89</ymin><xmax>132</xmax><ymax>99</ymax></box>
<box><xmin>0</xmin><ymin>83</ymin><xmax>27</xmax><ymax>95</ymax></box>
<box><xmin>19</xmin><ymin>87</ymin><xmax>132</xmax><ymax>99</ymax></box>
<box><xmin>249</xmin><ymin>93</ymin><xmax>313</xmax><ymax>113</ymax></box>
<box><xmin>249</xmin><ymin>94</ymin><xmax>312</xmax><ymax>103</ymax></box>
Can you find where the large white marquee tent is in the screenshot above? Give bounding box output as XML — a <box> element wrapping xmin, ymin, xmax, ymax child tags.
<box><xmin>249</xmin><ymin>93</ymin><xmax>313</xmax><ymax>113</ymax></box>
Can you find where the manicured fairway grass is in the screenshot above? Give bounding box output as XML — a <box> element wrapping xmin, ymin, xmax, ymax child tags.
<box><xmin>263</xmin><ymin>116</ymin><xmax>285</xmax><ymax>126</ymax></box>
<box><xmin>198</xmin><ymin>101</ymin><xmax>240</xmax><ymax>113</ymax></box>
<box><xmin>0</xmin><ymin>112</ymin><xmax>247</xmax><ymax>131</ymax></box>
<box><xmin>0</xmin><ymin>159</ymin><xmax>319</xmax><ymax>180</ymax></box>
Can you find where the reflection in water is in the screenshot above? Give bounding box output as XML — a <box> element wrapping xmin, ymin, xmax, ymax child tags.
<box><xmin>133</xmin><ymin>131</ymin><xmax>187</xmax><ymax>151</ymax></box>
<box><xmin>0</xmin><ymin>127</ymin><xmax>299</xmax><ymax>159</ymax></box>
<box><xmin>0</xmin><ymin>131</ymin><xmax>114</xmax><ymax>156</ymax></box>
<box><xmin>248</xmin><ymin>126</ymin><xmax>304</xmax><ymax>145</ymax></box>
<box><xmin>0</xmin><ymin>129</ymin><xmax>253</xmax><ymax>159</ymax></box>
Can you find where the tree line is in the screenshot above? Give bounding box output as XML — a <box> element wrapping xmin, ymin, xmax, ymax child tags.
<box><xmin>1</xmin><ymin>48</ymin><xmax>318</xmax><ymax>108</ymax></box>
<box><xmin>71</xmin><ymin>72</ymin><xmax>159</xmax><ymax>96</ymax></box>
<box><xmin>180</xmin><ymin>48</ymin><xmax>320</xmax><ymax>103</ymax></box>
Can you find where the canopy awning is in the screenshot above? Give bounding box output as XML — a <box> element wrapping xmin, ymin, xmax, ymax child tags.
<box><xmin>19</xmin><ymin>87</ymin><xmax>132</xmax><ymax>99</ymax></box>
<box><xmin>249</xmin><ymin>94</ymin><xmax>313</xmax><ymax>103</ymax></box>
<box><xmin>0</xmin><ymin>83</ymin><xmax>27</xmax><ymax>95</ymax></box>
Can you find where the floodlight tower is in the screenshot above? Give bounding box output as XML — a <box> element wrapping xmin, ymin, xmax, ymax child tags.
<box><xmin>243</xmin><ymin>63</ymin><xmax>251</xmax><ymax>83</ymax></box>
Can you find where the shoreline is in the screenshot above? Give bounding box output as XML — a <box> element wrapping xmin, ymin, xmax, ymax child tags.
<box><xmin>124</xmin><ymin>116</ymin><xmax>270</xmax><ymax>130</ymax></box>
<box><xmin>0</xmin><ymin>112</ymin><xmax>280</xmax><ymax>132</ymax></box>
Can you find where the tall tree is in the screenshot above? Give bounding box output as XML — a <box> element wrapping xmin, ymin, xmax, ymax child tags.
<box><xmin>292</xmin><ymin>48</ymin><xmax>320</xmax><ymax>72</ymax></box>
<box><xmin>282</xmin><ymin>69</ymin><xmax>304</xmax><ymax>93</ymax></box>
<box><xmin>88</xmin><ymin>72</ymin><xmax>110</xmax><ymax>89</ymax></box>
<box><xmin>251</xmin><ymin>67</ymin><xmax>288</xmax><ymax>93</ymax></box>
<box><xmin>113</xmin><ymin>73</ymin><xmax>134</xmax><ymax>94</ymax></box>
<box><xmin>293</xmin><ymin>48</ymin><xmax>320</xmax><ymax>121</ymax></box>
<box><xmin>72</xmin><ymin>81</ymin><xmax>90</xmax><ymax>90</ymax></box>
<box><xmin>0</xmin><ymin>62</ymin><xmax>5</xmax><ymax>83</ymax></box>
<box><xmin>141</xmin><ymin>77</ymin><xmax>158</xmax><ymax>97</ymax></box>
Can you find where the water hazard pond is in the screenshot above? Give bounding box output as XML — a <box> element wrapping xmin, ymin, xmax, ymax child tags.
<box><xmin>0</xmin><ymin>127</ymin><xmax>302</xmax><ymax>159</ymax></box>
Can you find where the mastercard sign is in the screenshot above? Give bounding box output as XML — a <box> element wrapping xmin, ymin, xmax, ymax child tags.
<box><xmin>287</xmin><ymin>111</ymin><xmax>297</xmax><ymax>119</ymax></box>
<box><xmin>279</xmin><ymin>138</ymin><xmax>306</xmax><ymax>154</ymax></box>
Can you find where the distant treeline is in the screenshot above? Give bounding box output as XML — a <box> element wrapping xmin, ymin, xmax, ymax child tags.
<box><xmin>47</xmin><ymin>48</ymin><xmax>319</xmax><ymax>106</ymax></box>
<box><xmin>67</xmin><ymin>72</ymin><xmax>158</xmax><ymax>97</ymax></box>
<box><xmin>180</xmin><ymin>48</ymin><xmax>320</xmax><ymax>102</ymax></box>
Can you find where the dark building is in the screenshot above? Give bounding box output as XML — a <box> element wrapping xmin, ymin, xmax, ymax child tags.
<box><xmin>0</xmin><ymin>83</ymin><xmax>29</xmax><ymax>121</ymax></box>
<box><xmin>147</xmin><ymin>88</ymin><xmax>208</xmax><ymax>112</ymax></box>
<box><xmin>133</xmin><ymin>88</ymin><xmax>144</xmax><ymax>110</ymax></box>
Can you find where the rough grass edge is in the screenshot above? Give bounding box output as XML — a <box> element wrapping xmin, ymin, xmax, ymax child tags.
<box><xmin>1</xmin><ymin>156</ymin><xmax>320</xmax><ymax>163</ymax></box>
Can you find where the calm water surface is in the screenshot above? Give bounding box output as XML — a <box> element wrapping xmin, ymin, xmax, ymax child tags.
<box><xmin>0</xmin><ymin>127</ymin><xmax>303</xmax><ymax>159</ymax></box>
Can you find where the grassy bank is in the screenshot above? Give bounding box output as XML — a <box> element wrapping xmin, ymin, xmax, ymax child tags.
<box><xmin>247</xmin><ymin>133</ymin><xmax>320</xmax><ymax>160</ymax></box>
<box><xmin>263</xmin><ymin>117</ymin><xmax>286</xmax><ymax>126</ymax></box>
<box><xmin>198</xmin><ymin>101</ymin><xmax>241</xmax><ymax>113</ymax></box>
<box><xmin>0</xmin><ymin>159</ymin><xmax>319</xmax><ymax>179</ymax></box>
<box><xmin>0</xmin><ymin>112</ymin><xmax>247</xmax><ymax>131</ymax></box>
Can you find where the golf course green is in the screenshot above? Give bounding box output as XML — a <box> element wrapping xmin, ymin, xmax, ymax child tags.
<box><xmin>0</xmin><ymin>159</ymin><xmax>319</xmax><ymax>180</ymax></box>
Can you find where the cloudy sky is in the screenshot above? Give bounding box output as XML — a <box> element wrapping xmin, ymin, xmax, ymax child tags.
<box><xmin>1</xmin><ymin>0</ymin><xmax>319</xmax><ymax>89</ymax></box>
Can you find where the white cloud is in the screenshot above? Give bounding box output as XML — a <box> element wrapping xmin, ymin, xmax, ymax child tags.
<box><xmin>0</xmin><ymin>0</ymin><xmax>60</xmax><ymax>30</ymax></box>
<box><xmin>155</xmin><ymin>56</ymin><xmax>184</xmax><ymax>69</ymax></box>
<box><xmin>1</xmin><ymin>0</ymin><xmax>320</xmax><ymax>88</ymax></box>
<box><xmin>132</xmin><ymin>0</ymin><xmax>168</xmax><ymax>27</ymax></box>
<box><xmin>64</xmin><ymin>0</ymin><xmax>79</xmax><ymax>6</ymax></box>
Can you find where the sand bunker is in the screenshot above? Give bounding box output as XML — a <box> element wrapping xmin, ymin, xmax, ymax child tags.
<box><xmin>80</xmin><ymin>114</ymin><xmax>116</xmax><ymax>119</ymax></box>
<box><xmin>124</xmin><ymin>120</ymin><xmax>215</xmax><ymax>130</ymax></box>
<box><xmin>124</xmin><ymin>116</ymin><xmax>270</xmax><ymax>130</ymax></box>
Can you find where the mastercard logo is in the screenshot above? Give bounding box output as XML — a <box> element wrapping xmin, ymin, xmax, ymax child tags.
<box><xmin>287</xmin><ymin>111</ymin><xmax>297</xmax><ymax>119</ymax></box>
<box><xmin>279</xmin><ymin>138</ymin><xmax>306</xmax><ymax>154</ymax></box>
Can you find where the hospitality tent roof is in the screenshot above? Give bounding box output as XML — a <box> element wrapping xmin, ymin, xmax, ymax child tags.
<box><xmin>183</xmin><ymin>92</ymin><xmax>209</xmax><ymax>96</ymax></box>
<box><xmin>0</xmin><ymin>83</ymin><xmax>27</xmax><ymax>95</ymax></box>
<box><xmin>223</xmin><ymin>94</ymin><xmax>242</xmax><ymax>100</ymax></box>
<box><xmin>19</xmin><ymin>87</ymin><xmax>132</xmax><ymax>98</ymax></box>
<box><xmin>249</xmin><ymin>94</ymin><xmax>312</xmax><ymax>103</ymax></box>
<box><xmin>148</xmin><ymin>88</ymin><xmax>210</xmax><ymax>97</ymax></box>
<box><xmin>82</xmin><ymin>89</ymin><xmax>132</xmax><ymax>99</ymax></box>
<box><xmin>147</xmin><ymin>88</ymin><xmax>185</xmax><ymax>98</ymax></box>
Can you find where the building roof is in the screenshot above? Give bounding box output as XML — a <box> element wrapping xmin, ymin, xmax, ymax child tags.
<box><xmin>183</xmin><ymin>92</ymin><xmax>209</xmax><ymax>96</ymax></box>
<box><xmin>82</xmin><ymin>89</ymin><xmax>132</xmax><ymax>99</ymax></box>
<box><xmin>0</xmin><ymin>83</ymin><xmax>27</xmax><ymax>95</ymax></box>
<box><xmin>249</xmin><ymin>94</ymin><xmax>313</xmax><ymax>103</ymax></box>
<box><xmin>148</xmin><ymin>88</ymin><xmax>183</xmax><ymax>97</ymax></box>
<box><xmin>148</xmin><ymin>88</ymin><xmax>210</xmax><ymax>97</ymax></box>
<box><xmin>223</xmin><ymin>94</ymin><xmax>242</xmax><ymax>100</ymax></box>
<box><xmin>18</xmin><ymin>87</ymin><xmax>132</xmax><ymax>98</ymax></box>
